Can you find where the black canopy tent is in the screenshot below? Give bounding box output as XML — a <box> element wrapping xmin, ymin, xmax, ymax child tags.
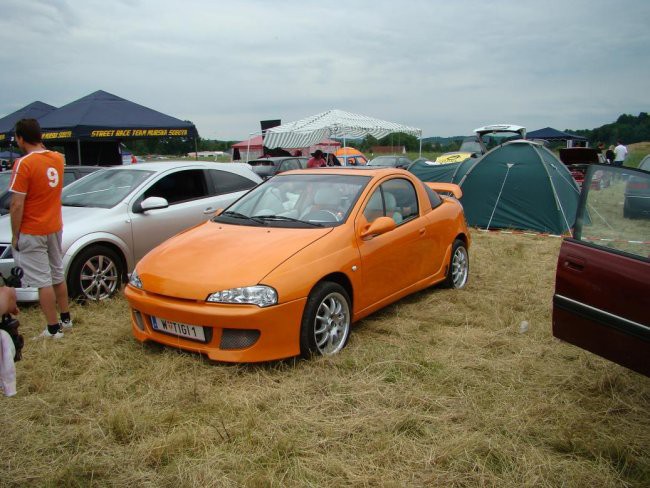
<box><xmin>0</xmin><ymin>101</ymin><xmax>56</xmax><ymax>146</ymax></box>
<box><xmin>527</xmin><ymin>127</ymin><xmax>587</xmax><ymax>146</ymax></box>
<box><xmin>37</xmin><ymin>90</ymin><xmax>199</xmax><ymax>165</ymax></box>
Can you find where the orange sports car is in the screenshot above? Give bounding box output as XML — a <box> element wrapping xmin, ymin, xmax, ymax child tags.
<box><xmin>125</xmin><ymin>167</ymin><xmax>470</xmax><ymax>362</ymax></box>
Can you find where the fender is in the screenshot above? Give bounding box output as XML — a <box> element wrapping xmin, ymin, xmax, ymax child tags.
<box><xmin>63</xmin><ymin>232</ymin><xmax>133</xmax><ymax>275</ymax></box>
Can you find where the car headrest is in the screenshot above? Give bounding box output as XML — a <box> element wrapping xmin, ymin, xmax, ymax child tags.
<box><xmin>384</xmin><ymin>192</ymin><xmax>397</xmax><ymax>211</ymax></box>
<box><xmin>314</xmin><ymin>187</ymin><xmax>340</xmax><ymax>205</ymax></box>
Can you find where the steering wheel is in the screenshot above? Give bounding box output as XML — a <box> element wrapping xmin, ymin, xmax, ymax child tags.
<box><xmin>303</xmin><ymin>209</ymin><xmax>340</xmax><ymax>223</ymax></box>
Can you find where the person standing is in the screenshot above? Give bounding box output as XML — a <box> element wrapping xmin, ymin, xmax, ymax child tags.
<box><xmin>613</xmin><ymin>140</ymin><xmax>628</xmax><ymax>167</ymax></box>
<box><xmin>10</xmin><ymin>119</ymin><xmax>72</xmax><ymax>339</ymax></box>
<box><xmin>307</xmin><ymin>149</ymin><xmax>327</xmax><ymax>168</ymax></box>
<box><xmin>605</xmin><ymin>145</ymin><xmax>616</xmax><ymax>165</ymax></box>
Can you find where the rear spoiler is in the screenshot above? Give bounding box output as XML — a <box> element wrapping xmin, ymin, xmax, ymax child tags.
<box><xmin>424</xmin><ymin>182</ymin><xmax>463</xmax><ymax>199</ymax></box>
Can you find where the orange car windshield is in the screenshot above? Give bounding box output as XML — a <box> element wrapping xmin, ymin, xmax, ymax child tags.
<box><xmin>215</xmin><ymin>174</ymin><xmax>371</xmax><ymax>228</ymax></box>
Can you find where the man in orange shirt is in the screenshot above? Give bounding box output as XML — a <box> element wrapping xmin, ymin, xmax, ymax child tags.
<box><xmin>10</xmin><ymin>119</ymin><xmax>72</xmax><ymax>339</ymax></box>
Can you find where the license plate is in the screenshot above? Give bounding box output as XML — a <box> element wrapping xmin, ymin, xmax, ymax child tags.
<box><xmin>150</xmin><ymin>316</ymin><xmax>206</xmax><ymax>342</ymax></box>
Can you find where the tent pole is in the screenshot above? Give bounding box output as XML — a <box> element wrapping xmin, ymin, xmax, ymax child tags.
<box><xmin>77</xmin><ymin>139</ymin><xmax>81</xmax><ymax>165</ymax></box>
<box><xmin>486</xmin><ymin>164</ymin><xmax>513</xmax><ymax>231</ymax></box>
<box><xmin>194</xmin><ymin>137</ymin><xmax>198</xmax><ymax>160</ymax></box>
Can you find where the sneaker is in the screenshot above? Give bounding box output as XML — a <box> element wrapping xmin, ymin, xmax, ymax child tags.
<box><xmin>60</xmin><ymin>319</ymin><xmax>73</xmax><ymax>330</ymax></box>
<box><xmin>39</xmin><ymin>328</ymin><xmax>64</xmax><ymax>339</ymax></box>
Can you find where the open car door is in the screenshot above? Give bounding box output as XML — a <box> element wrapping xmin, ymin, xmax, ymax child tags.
<box><xmin>553</xmin><ymin>164</ymin><xmax>650</xmax><ymax>376</ymax></box>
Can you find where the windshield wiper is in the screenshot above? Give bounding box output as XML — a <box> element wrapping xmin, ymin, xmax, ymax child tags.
<box><xmin>253</xmin><ymin>215</ymin><xmax>324</xmax><ymax>227</ymax></box>
<box><xmin>219</xmin><ymin>211</ymin><xmax>266</xmax><ymax>224</ymax></box>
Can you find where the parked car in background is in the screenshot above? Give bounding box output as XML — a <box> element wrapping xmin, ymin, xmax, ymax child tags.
<box><xmin>624</xmin><ymin>155</ymin><xmax>650</xmax><ymax>218</ymax></box>
<box><xmin>126</xmin><ymin>167</ymin><xmax>470</xmax><ymax>363</ymax></box>
<box><xmin>553</xmin><ymin>164</ymin><xmax>650</xmax><ymax>376</ymax></box>
<box><xmin>435</xmin><ymin>135</ymin><xmax>484</xmax><ymax>164</ymax></box>
<box><xmin>0</xmin><ymin>165</ymin><xmax>101</xmax><ymax>216</ymax></box>
<box><xmin>435</xmin><ymin>124</ymin><xmax>526</xmax><ymax>164</ymax></box>
<box><xmin>0</xmin><ymin>161</ymin><xmax>262</xmax><ymax>302</ymax></box>
<box><xmin>367</xmin><ymin>156</ymin><xmax>413</xmax><ymax>169</ymax></box>
<box><xmin>0</xmin><ymin>171</ymin><xmax>12</xmax><ymax>192</ymax></box>
<box><xmin>559</xmin><ymin>147</ymin><xmax>608</xmax><ymax>189</ymax></box>
<box><xmin>248</xmin><ymin>157</ymin><xmax>308</xmax><ymax>180</ymax></box>
<box><xmin>334</xmin><ymin>147</ymin><xmax>368</xmax><ymax>166</ymax></box>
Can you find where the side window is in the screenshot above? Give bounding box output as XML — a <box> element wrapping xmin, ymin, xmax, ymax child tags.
<box><xmin>143</xmin><ymin>169</ymin><xmax>208</xmax><ymax>205</ymax></box>
<box><xmin>575</xmin><ymin>165</ymin><xmax>650</xmax><ymax>259</ymax></box>
<box><xmin>209</xmin><ymin>169</ymin><xmax>257</xmax><ymax>195</ymax></box>
<box><xmin>423</xmin><ymin>184</ymin><xmax>442</xmax><ymax>209</ymax></box>
<box><xmin>362</xmin><ymin>178</ymin><xmax>419</xmax><ymax>225</ymax></box>
<box><xmin>363</xmin><ymin>188</ymin><xmax>384</xmax><ymax>223</ymax></box>
<box><xmin>63</xmin><ymin>172</ymin><xmax>76</xmax><ymax>186</ymax></box>
<box><xmin>382</xmin><ymin>178</ymin><xmax>419</xmax><ymax>223</ymax></box>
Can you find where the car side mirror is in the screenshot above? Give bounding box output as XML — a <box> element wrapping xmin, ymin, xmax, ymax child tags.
<box><xmin>140</xmin><ymin>196</ymin><xmax>169</xmax><ymax>212</ymax></box>
<box><xmin>360</xmin><ymin>216</ymin><xmax>397</xmax><ymax>240</ymax></box>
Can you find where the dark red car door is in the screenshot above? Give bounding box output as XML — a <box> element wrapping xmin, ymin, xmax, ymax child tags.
<box><xmin>553</xmin><ymin>164</ymin><xmax>650</xmax><ymax>376</ymax></box>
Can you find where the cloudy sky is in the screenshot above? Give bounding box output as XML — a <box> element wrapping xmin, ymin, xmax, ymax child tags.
<box><xmin>2</xmin><ymin>0</ymin><xmax>649</xmax><ymax>140</ymax></box>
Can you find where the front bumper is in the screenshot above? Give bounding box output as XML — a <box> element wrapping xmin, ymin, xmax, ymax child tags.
<box><xmin>124</xmin><ymin>285</ymin><xmax>307</xmax><ymax>363</ymax></box>
<box><xmin>0</xmin><ymin>253</ymin><xmax>40</xmax><ymax>301</ymax></box>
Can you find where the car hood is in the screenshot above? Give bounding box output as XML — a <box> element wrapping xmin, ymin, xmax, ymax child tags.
<box><xmin>0</xmin><ymin>205</ymin><xmax>119</xmax><ymax>249</ymax></box>
<box><xmin>137</xmin><ymin>221</ymin><xmax>333</xmax><ymax>300</ymax></box>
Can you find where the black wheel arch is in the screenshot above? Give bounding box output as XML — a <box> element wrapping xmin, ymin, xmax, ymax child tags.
<box><xmin>68</xmin><ymin>241</ymin><xmax>129</xmax><ymax>283</ymax></box>
<box><xmin>310</xmin><ymin>272</ymin><xmax>354</xmax><ymax>311</ymax></box>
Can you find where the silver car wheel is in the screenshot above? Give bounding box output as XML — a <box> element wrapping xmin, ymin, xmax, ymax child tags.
<box><xmin>313</xmin><ymin>292</ymin><xmax>350</xmax><ymax>355</ymax></box>
<box><xmin>451</xmin><ymin>245</ymin><xmax>469</xmax><ymax>289</ymax></box>
<box><xmin>80</xmin><ymin>254</ymin><xmax>119</xmax><ymax>300</ymax></box>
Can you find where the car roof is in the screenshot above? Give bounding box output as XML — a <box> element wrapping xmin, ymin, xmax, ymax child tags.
<box><xmin>282</xmin><ymin>166</ymin><xmax>409</xmax><ymax>177</ymax></box>
<box><xmin>98</xmin><ymin>161</ymin><xmax>251</xmax><ymax>172</ymax></box>
<box><xmin>249</xmin><ymin>157</ymin><xmax>304</xmax><ymax>162</ymax></box>
<box><xmin>91</xmin><ymin>161</ymin><xmax>262</xmax><ymax>182</ymax></box>
<box><xmin>65</xmin><ymin>165</ymin><xmax>102</xmax><ymax>171</ymax></box>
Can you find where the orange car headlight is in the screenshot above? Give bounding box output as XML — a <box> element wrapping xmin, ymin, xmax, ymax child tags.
<box><xmin>206</xmin><ymin>286</ymin><xmax>278</xmax><ymax>307</ymax></box>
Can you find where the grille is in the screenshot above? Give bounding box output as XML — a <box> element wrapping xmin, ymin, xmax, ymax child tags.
<box><xmin>132</xmin><ymin>310</ymin><xmax>145</xmax><ymax>331</ymax></box>
<box><xmin>220</xmin><ymin>329</ymin><xmax>260</xmax><ymax>350</ymax></box>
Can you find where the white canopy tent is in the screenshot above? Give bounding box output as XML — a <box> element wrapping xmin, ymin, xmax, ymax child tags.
<box><xmin>262</xmin><ymin>109</ymin><xmax>423</xmax><ymax>155</ymax></box>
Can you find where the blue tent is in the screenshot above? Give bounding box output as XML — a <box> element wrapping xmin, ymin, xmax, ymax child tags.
<box><xmin>527</xmin><ymin>127</ymin><xmax>587</xmax><ymax>142</ymax></box>
<box><xmin>0</xmin><ymin>101</ymin><xmax>56</xmax><ymax>145</ymax></box>
<box><xmin>38</xmin><ymin>90</ymin><xmax>198</xmax><ymax>142</ymax></box>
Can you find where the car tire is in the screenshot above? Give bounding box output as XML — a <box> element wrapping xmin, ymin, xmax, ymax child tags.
<box><xmin>443</xmin><ymin>239</ymin><xmax>469</xmax><ymax>289</ymax></box>
<box><xmin>67</xmin><ymin>245</ymin><xmax>124</xmax><ymax>301</ymax></box>
<box><xmin>299</xmin><ymin>282</ymin><xmax>351</xmax><ymax>358</ymax></box>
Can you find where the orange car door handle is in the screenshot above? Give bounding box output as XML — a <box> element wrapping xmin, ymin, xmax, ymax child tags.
<box><xmin>419</xmin><ymin>228</ymin><xmax>426</xmax><ymax>236</ymax></box>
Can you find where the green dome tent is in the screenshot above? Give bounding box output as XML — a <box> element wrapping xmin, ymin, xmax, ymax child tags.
<box><xmin>410</xmin><ymin>141</ymin><xmax>580</xmax><ymax>234</ymax></box>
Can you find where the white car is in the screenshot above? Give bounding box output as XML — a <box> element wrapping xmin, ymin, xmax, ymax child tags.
<box><xmin>0</xmin><ymin>161</ymin><xmax>261</xmax><ymax>301</ymax></box>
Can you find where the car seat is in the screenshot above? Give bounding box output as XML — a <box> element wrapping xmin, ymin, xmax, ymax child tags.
<box><xmin>254</xmin><ymin>187</ymin><xmax>285</xmax><ymax>215</ymax></box>
<box><xmin>384</xmin><ymin>192</ymin><xmax>403</xmax><ymax>224</ymax></box>
<box><xmin>300</xmin><ymin>186</ymin><xmax>342</xmax><ymax>221</ymax></box>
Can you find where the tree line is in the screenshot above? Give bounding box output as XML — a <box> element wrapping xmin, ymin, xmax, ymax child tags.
<box><xmin>569</xmin><ymin>112</ymin><xmax>650</xmax><ymax>145</ymax></box>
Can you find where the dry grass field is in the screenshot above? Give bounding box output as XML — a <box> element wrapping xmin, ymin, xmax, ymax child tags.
<box><xmin>1</xmin><ymin>231</ymin><xmax>648</xmax><ymax>487</ymax></box>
